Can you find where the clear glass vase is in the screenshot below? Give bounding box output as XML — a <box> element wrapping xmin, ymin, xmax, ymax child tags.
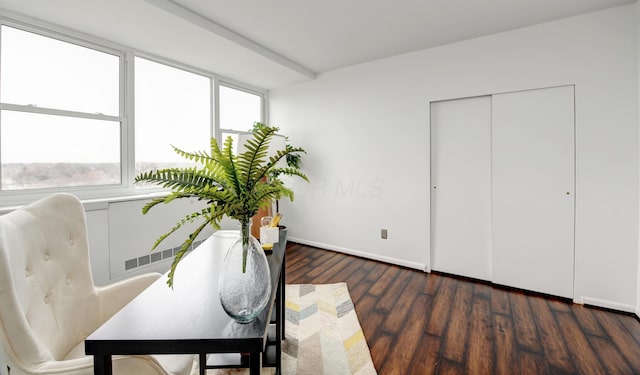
<box><xmin>218</xmin><ymin>219</ymin><xmax>271</xmax><ymax>323</ymax></box>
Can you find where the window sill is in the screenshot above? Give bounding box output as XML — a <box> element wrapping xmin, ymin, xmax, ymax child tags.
<box><xmin>0</xmin><ymin>191</ymin><xmax>170</xmax><ymax>214</ymax></box>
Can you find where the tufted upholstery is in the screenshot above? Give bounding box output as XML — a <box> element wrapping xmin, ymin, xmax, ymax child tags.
<box><xmin>0</xmin><ymin>193</ymin><xmax>196</xmax><ymax>375</ymax></box>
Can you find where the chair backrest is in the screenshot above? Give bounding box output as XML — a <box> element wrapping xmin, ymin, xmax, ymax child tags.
<box><xmin>0</xmin><ymin>193</ymin><xmax>101</xmax><ymax>366</ymax></box>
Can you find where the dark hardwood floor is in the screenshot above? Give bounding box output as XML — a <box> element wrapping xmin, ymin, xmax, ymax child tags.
<box><xmin>285</xmin><ymin>242</ymin><xmax>640</xmax><ymax>375</ymax></box>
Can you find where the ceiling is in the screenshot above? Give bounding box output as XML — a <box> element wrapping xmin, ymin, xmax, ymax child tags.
<box><xmin>0</xmin><ymin>0</ymin><xmax>635</xmax><ymax>89</ymax></box>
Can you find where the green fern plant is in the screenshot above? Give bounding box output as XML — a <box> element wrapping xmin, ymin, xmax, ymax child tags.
<box><xmin>250</xmin><ymin>121</ymin><xmax>303</xmax><ymax>213</ymax></box>
<box><xmin>135</xmin><ymin>125</ymin><xmax>308</xmax><ymax>287</ymax></box>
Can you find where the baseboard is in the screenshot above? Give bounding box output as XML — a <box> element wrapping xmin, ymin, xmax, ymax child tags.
<box><xmin>576</xmin><ymin>296</ymin><xmax>636</xmax><ymax>313</ymax></box>
<box><xmin>289</xmin><ymin>237</ymin><xmax>428</xmax><ymax>272</ymax></box>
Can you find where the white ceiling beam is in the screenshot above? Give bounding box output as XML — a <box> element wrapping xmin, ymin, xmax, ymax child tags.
<box><xmin>144</xmin><ymin>0</ymin><xmax>317</xmax><ymax>79</ymax></box>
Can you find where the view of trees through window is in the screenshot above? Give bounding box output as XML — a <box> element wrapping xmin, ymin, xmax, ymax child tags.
<box><xmin>1</xmin><ymin>111</ymin><xmax>121</xmax><ymax>190</ymax></box>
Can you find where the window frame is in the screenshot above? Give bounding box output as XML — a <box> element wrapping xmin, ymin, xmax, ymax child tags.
<box><xmin>0</xmin><ymin>15</ymin><xmax>267</xmax><ymax>207</ymax></box>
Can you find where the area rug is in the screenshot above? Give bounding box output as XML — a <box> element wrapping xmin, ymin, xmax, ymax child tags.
<box><xmin>207</xmin><ymin>283</ymin><xmax>377</xmax><ymax>375</ymax></box>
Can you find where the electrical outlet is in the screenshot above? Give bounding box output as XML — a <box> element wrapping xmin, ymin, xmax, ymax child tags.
<box><xmin>381</xmin><ymin>229</ymin><xmax>388</xmax><ymax>239</ymax></box>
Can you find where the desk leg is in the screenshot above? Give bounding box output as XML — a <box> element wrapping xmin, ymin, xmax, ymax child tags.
<box><xmin>276</xmin><ymin>275</ymin><xmax>282</xmax><ymax>371</ymax></box>
<box><xmin>93</xmin><ymin>354</ymin><xmax>112</xmax><ymax>375</ymax></box>
<box><xmin>199</xmin><ymin>353</ymin><xmax>206</xmax><ymax>375</ymax></box>
<box><xmin>281</xmin><ymin>254</ymin><xmax>286</xmax><ymax>339</ymax></box>
<box><xmin>249</xmin><ymin>352</ymin><xmax>262</xmax><ymax>375</ymax></box>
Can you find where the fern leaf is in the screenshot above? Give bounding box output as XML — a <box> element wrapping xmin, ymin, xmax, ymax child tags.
<box><xmin>166</xmin><ymin>218</ymin><xmax>211</xmax><ymax>288</ymax></box>
<box><xmin>149</xmin><ymin>206</ymin><xmax>212</xmax><ymax>251</ymax></box>
<box><xmin>255</xmin><ymin>147</ymin><xmax>307</xmax><ymax>182</ymax></box>
<box><xmin>238</xmin><ymin>126</ymin><xmax>276</xmax><ymax>189</ymax></box>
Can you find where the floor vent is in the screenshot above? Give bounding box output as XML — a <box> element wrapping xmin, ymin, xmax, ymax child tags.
<box><xmin>124</xmin><ymin>239</ymin><xmax>203</xmax><ymax>271</ymax></box>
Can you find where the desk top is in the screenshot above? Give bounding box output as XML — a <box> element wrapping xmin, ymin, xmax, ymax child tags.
<box><xmin>85</xmin><ymin>229</ymin><xmax>286</xmax><ymax>355</ymax></box>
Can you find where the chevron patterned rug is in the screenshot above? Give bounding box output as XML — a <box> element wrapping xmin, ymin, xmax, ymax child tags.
<box><xmin>282</xmin><ymin>283</ymin><xmax>377</xmax><ymax>375</ymax></box>
<box><xmin>207</xmin><ymin>283</ymin><xmax>377</xmax><ymax>375</ymax></box>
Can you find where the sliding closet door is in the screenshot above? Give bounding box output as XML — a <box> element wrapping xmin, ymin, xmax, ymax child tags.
<box><xmin>491</xmin><ymin>86</ymin><xmax>575</xmax><ymax>298</ymax></box>
<box><xmin>430</xmin><ymin>96</ymin><xmax>492</xmax><ymax>281</ymax></box>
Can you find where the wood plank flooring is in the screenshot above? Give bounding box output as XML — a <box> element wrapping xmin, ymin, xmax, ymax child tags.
<box><xmin>285</xmin><ymin>242</ymin><xmax>640</xmax><ymax>375</ymax></box>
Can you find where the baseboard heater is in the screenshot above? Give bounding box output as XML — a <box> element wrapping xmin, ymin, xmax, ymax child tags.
<box><xmin>124</xmin><ymin>239</ymin><xmax>204</xmax><ymax>271</ymax></box>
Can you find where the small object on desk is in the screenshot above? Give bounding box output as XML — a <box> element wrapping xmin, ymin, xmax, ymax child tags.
<box><xmin>270</xmin><ymin>213</ymin><xmax>282</xmax><ymax>228</ymax></box>
<box><xmin>260</xmin><ymin>214</ymin><xmax>280</xmax><ymax>252</ymax></box>
<box><xmin>261</xmin><ymin>216</ymin><xmax>273</xmax><ymax>228</ymax></box>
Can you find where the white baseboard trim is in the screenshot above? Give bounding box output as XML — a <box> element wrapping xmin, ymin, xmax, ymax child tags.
<box><xmin>577</xmin><ymin>296</ymin><xmax>636</xmax><ymax>313</ymax></box>
<box><xmin>289</xmin><ymin>237</ymin><xmax>428</xmax><ymax>272</ymax></box>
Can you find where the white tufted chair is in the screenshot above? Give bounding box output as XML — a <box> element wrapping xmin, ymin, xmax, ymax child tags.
<box><xmin>0</xmin><ymin>193</ymin><xmax>196</xmax><ymax>375</ymax></box>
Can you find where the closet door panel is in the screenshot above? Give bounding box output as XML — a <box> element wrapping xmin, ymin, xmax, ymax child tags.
<box><xmin>430</xmin><ymin>96</ymin><xmax>492</xmax><ymax>281</ymax></box>
<box><xmin>491</xmin><ymin>86</ymin><xmax>575</xmax><ymax>298</ymax></box>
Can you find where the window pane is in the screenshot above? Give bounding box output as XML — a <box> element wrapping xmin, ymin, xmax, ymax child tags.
<box><xmin>219</xmin><ymin>85</ymin><xmax>262</xmax><ymax>131</ymax></box>
<box><xmin>1</xmin><ymin>111</ymin><xmax>121</xmax><ymax>190</ymax></box>
<box><xmin>134</xmin><ymin>57</ymin><xmax>211</xmax><ymax>180</ymax></box>
<box><xmin>0</xmin><ymin>26</ymin><xmax>119</xmax><ymax>115</ymax></box>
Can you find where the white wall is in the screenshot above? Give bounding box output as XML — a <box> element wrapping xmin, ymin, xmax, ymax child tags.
<box><xmin>84</xmin><ymin>196</ymin><xmax>214</xmax><ymax>286</ymax></box>
<box><xmin>636</xmin><ymin>1</ymin><xmax>640</xmax><ymax>316</ymax></box>
<box><xmin>270</xmin><ymin>5</ymin><xmax>639</xmax><ymax>311</ymax></box>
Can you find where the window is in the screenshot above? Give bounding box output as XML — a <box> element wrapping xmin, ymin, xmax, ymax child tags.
<box><xmin>0</xmin><ymin>25</ymin><xmax>121</xmax><ymax>191</ymax></box>
<box><xmin>134</xmin><ymin>57</ymin><xmax>211</xmax><ymax>182</ymax></box>
<box><xmin>0</xmin><ymin>19</ymin><xmax>265</xmax><ymax>203</ymax></box>
<box><xmin>219</xmin><ymin>85</ymin><xmax>263</xmax><ymax>152</ymax></box>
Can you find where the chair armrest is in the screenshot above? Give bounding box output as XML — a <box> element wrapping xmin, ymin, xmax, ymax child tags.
<box><xmin>96</xmin><ymin>273</ymin><xmax>161</xmax><ymax>321</ymax></box>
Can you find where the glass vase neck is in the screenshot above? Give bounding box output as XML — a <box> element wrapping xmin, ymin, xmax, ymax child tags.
<box><xmin>239</xmin><ymin>219</ymin><xmax>252</xmax><ymax>244</ymax></box>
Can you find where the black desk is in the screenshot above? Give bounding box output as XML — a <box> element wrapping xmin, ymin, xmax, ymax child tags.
<box><xmin>85</xmin><ymin>229</ymin><xmax>287</xmax><ymax>375</ymax></box>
